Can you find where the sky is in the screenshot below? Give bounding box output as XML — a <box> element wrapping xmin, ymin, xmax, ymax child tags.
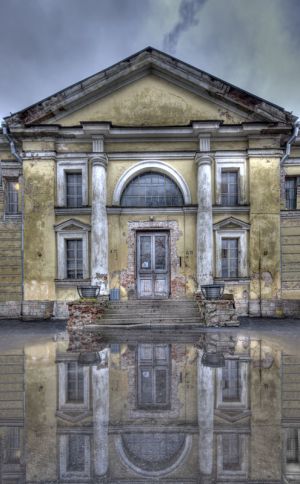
<box><xmin>0</xmin><ymin>0</ymin><xmax>299</xmax><ymax>122</ymax></box>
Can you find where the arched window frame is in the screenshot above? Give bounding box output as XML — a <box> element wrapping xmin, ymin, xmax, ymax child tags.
<box><xmin>112</xmin><ymin>161</ymin><xmax>192</xmax><ymax>206</ymax></box>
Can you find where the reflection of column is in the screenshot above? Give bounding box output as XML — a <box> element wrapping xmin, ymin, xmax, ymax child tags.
<box><xmin>197</xmin><ymin>349</ymin><xmax>214</xmax><ymax>479</ymax></box>
<box><xmin>195</xmin><ymin>150</ymin><xmax>214</xmax><ymax>288</ymax></box>
<box><xmin>93</xmin><ymin>348</ymin><xmax>110</xmax><ymax>476</ymax></box>
<box><xmin>91</xmin><ymin>150</ymin><xmax>108</xmax><ymax>291</ymax></box>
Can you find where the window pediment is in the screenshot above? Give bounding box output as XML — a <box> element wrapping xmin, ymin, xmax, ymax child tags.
<box><xmin>54</xmin><ymin>218</ymin><xmax>91</xmax><ymax>232</ymax></box>
<box><xmin>213</xmin><ymin>217</ymin><xmax>250</xmax><ymax>231</ymax></box>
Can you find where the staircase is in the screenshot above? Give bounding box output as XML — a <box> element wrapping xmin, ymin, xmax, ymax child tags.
<box><xmin>96</xmin><ymin>299</ymin><xmax>202</xmax><ymax>328</ymax></box>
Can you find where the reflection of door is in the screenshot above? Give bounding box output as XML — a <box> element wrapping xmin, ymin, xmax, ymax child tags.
<box><xmin>137</xmin><ymin>232</ymin><xmax>169</xmax><ymax>298</ymax></box>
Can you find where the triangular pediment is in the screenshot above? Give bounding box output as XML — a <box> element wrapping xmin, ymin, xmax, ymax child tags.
<box><xmin>5</xmin><ymin>47</ymin><xmax>295</xmax><ymax>127</ymax></box>
<box><xmin>54</xmin><ymin>219</ymin><xmax>91</xmax><ymax>232</ymax></box>
<box><xmin>213</xmin><ymin>217</ymin><xmax>250</xmax><ymax>231</ymax></box>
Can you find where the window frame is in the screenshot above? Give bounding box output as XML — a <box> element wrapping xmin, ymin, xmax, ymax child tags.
<box><xmin>217</xmin><ymin>433</ymin><xmax>248</xmax><ymax>479</ymax></box>
<box><xmin>221</xmin><ymin>169</ymin><xmax>239</xmax><ymax>206</ymax></box>
<box><xmin>5</xmin><ymin>179</ymin><xmax>19</xmax><ymax>215</ymax></box>
<box><xmin>55</xmin><ymin>220</ymin><xmax>90</xmax><ymax>281</ymax></box>
<box><xmin>57</xmin><ymin>159</ymin><xmax>88</xmax><ymax>208</ymax></box>
<box><xmin>66</xmin><ymin>171</ymin><xmax>83</xmax><ymax>208</ymax></box>
<box><xmin>215</xmin><ymin>230</ymin><xmax>248</xmax><ymax>279</ymax></box>
<box><xmin>285</xmin><ymin>176</ymin><xmax>299</xmax><ymax>210</ymax></box>
<box><xmin>221</xmin><ymin>237</ymin><xmax>239</xmax><ymax>279</ymax></box>
<box><xmin>58</xmin><ymin>361</ymin><xmax>90</xmax><ymax>412</ymax></box>
<box><xmin>66</xmin><ymin>239</ymin><xmax>84</xmax><ymax>280</ymax></box>
<box><xmin>216</xmin><ymin>358</ymin><xmax>249</xmax><ymax>410</ymax></box>
<box><xmin>215</xmin><ymin>153</ymin><xmax>248</xmax><ymax>206</ymax></box>
<box><xmin>59</xmin><ymin>433</ymin><xmax>91</xmax><ymax>480</ymax></box>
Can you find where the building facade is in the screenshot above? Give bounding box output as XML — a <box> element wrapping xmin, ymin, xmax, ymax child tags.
<box><xmin>0</xmin><ymin>47</ymin><xmax>299</xmax><ymax>319</ymax></box>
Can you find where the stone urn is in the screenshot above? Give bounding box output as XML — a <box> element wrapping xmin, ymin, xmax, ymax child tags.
<box><xmin>201</xmin><ymin>284</ymin><xmax>224</xmax><ymax>300</ymax></box>
<box><xmin>77</xmin><ymin>286</ymin><xmax>100</xmax><ymax>298</ymax></box>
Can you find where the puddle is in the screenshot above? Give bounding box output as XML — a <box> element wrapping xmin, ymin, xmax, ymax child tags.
<box><xmin>0</xmin><ymin>321</ymin><xmax>299</xmax><ymax>483</ymax></box>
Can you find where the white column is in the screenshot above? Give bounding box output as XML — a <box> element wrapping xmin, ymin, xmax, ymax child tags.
<box><xmin>93</xmin><ymin>348</ymin><xmax>110</xmax><ymax>476</ymax></box>
<box><xmin>91</xmin><ymin>153</ymin><xmax>108</xmax><ymax>291</ymax></box>
<box><xmin>197</xmin><ymin>349</ymin><xmax>214</xmax><ymax>478</ymax></box>
<box><xmin>195</xmin><ymin>147</ymin><xmax>214</xmax><ymax>288</ymax></box>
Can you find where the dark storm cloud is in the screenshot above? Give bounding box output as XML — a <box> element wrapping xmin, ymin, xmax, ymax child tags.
<box><xmin>0</xmin><ymin>0</ymin><xmax>300</xmax><ymax>121</ymax></box>
<box><xmin>163</xmin><ymin>0</ymin><xmax>208</xmax><ymax>54</ymax></box>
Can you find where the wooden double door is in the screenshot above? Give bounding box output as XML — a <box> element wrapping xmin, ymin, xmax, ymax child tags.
<box><xmin>137</xmin><ymin>232</ymin><xmax>170</xmax><ymax>299</ymax></box>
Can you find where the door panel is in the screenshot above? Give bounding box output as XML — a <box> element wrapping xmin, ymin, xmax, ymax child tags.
<box><xmin>137</xmin><ymin>232</ymin><xmax>169</xmax><ymax>298</ymax></box>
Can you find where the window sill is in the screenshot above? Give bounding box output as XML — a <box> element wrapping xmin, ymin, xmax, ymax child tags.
<box><xmin>55</xmin><ymin>207</ymin><xmax>92</xmax><ymax>215</ymax></box>
<box><xmin>214</xmin><ymin>278</ymin><xmax>250</xmax><ymax>284</ymax></box>
<box><xmin>55</xmin><ymin>279</ymin><xmax>91</xmax><ymax>288</ymax></box>
<box><xmin>3</xmin><ymin>213</ymin><xmax>22</xmax><ymax>222</ymax></box>
<box><xmin>213</xmin><ymin>205</ymin><xmax>250</xmax><ymax>213</ymax></box>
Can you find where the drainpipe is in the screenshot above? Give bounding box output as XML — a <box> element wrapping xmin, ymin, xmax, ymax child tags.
<box><xmin>281</xmin><ymin>118</ymin><xmax>300</xmax><ymax>165</ymax></box>
<box><xmin>2</xmin><ymin>122</ymin><xmax>24</xmax><ymax>317</ymax></box>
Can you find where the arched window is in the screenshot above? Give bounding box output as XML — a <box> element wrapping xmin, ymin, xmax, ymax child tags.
<box><xmin>120</xmin><ymin>172</ymin><xmax>184</xmax><ymax>207</ymax></box>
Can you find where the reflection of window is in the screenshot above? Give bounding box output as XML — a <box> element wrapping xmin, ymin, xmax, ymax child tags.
<box><xmin>222</xmin><ymin>360</ymin><xmax>240</xmax><ymax>402</ymax></box>
<box><xmin>59</xmin><ymin>434</ymin><xmax>90</xmax><ymax>479</ymax></box>
<box><xmin>66</xmin><ymin>172</ymin><xmax>82</xmax><ymax>208</ymax></box>
<box><xmin>221</xmin><ymin>171</ymin><xmax>238</xmax><ymax>206</ymax></box>
<box><xmin>66</xmin><ymin>239</ymin><xmax>83</xmax><ymax>279</ymax></box>
<box><xmin>287</xmin><ymin>428</ymin><xmax>300</xmax><ymax>463</ymax></box>
<box><xmin>6</xmin><ymin>180</ymin><xmax>19</xmax><ymax>214</ymax></box>
<box><xmin>67</xmin><ymin>434</ymin><xmax>85</xmax><ymax>471</ymax></box>
<box><xmin>121</xmin><ymin>172</ymin><xmax>183</xmax><ymax>207</ymax></box>
<box><xmin>3</xmin><ymin>427</ymin><xmax>20</xmax><ymax>464</ymax></box>
<box><xmin>67</xmin><ymin>362</ymin><xmax>84</xmax><ymax>403</ymax></box>
<box><xmin>137</xmin><ymin>344</ymin><xmax>170</xmax><ymax>409</ymax></box>
<box><xmin>222</xmin><ymin>434</ymin><xmax>242</xmax><ymax>471</ymax></box>
<box><xmin>221</xmin><ymin>238</ymin><xmax>238</xmax><ymax>278</ymax></box>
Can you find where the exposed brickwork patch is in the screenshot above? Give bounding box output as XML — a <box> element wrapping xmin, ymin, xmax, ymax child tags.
<box><xmin>195</xmin><ymin>293</ymin><xmax>239</xmax><ymax>327</ymax></box>
<box><xmin>67</xmin><ymin>299</ymin><xmax>108</xmax><ymax>351</ymax></box>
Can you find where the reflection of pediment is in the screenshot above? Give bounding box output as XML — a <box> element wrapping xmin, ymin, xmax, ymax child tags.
<box><xmin>115</xmin><ymin>432</ymin><xmax>192</xmax><ymax>477</ymax></box>
<box><xmin>56</xmin><ymin>410</ymin><xmax>92</xmax><ymax>422</ymax></box>
<box><xmin>214</xmin><ymin>409</ymin><xmax>251</xmax><ymax>423</ymax></box>
<box><xmin>54</xmin><ymin>218</ymin><xmax>91</xmax><ymax>232</ymax></box>
<box><xmin>213</xmin><ymin>217</ymin><xmax>250</xmax><ymax>231</ymax></box>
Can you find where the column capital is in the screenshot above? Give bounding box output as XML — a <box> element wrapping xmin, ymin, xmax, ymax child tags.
<box><xmin>195</xmin><ymin>152</ymin><xmax>214</xmax><ymax>166</ymax></box>
<box><xmin>90</xmin><ymin>153</ymin><xmax>108</xmax><ymax>169</ymax></box>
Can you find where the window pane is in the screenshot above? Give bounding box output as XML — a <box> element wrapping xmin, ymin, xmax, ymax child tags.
<box><xmin>155</xmin><ymin>368</ymin><xmax>167</xmax><ymax>404</ymax></box>
<box><xmin>121</xmin><ymin>172</ymin><xmax>183</xmax><ymax>207</ymax></box>
<box><xmin>137</xmin><ymin>344</ymin><xmax>170</xmax><ymax>408</ymax></box>
<box><xmin>140</xmin><ymin>236</ymin><xmax>152</xmax><ymax>270</ymax></box>
<box><xmin>4</xmin><ymin>427</ymin><xmax>20</xmax><ymax>464</ymax></box>
<box><xmin>155</xmin><ymin>236</ymin><xmax>166</xmax><ymax>270</ymax></box>
<box><xmin>140</xmin><ymin>368</ymin><xmax>153</xmax><ymax>404</ymax></box>
<box><xmin>287</xmin><ymin>428</ymin><xmax>299</xmax><ymax>463</ymax></box>
<box><xmin>222</xmin><ymin>360</ymin><xmax>240</xmax><ymax>402</ymax></box>
<box><xmin>221</xmin><ymin>171</ymin><xmax>238</xmax><ymax>206</ymax></box>
<box><xmin>285</xmin><ymin>177</ymin><xmax>297</xmax><ymax>210</ymax></box>
<box><xmin>221</xmin><ymin>238</ymin><xmax>238</xmax><ymax>278</ymax></box>
<box><xmin>67</xmin><ymin>434</ymin><xmax>85</xmax><ymax>471</ymax></box>
<box><xmin>66</xmin><ymin>239</ymin><xmax>83</xmax><ymax>279</ymax></box>
<box><xmin>66</xmin><ymin>172</ymin><xmax>82</xmax><ymax>208</ymax></box>
<box><xmin>67</xmin><ymin>362</ymin><xmax>84</xmax><ymax>403</ymax></box>
<box><xmin>6</xmin><ymin>181</ymin><xmax>19</xmax><ymax>214</ymax></box>
<box><xmin>222</xmin><ymin>434</ymin><xmax>241</xmax><ymax>470</ymax></box>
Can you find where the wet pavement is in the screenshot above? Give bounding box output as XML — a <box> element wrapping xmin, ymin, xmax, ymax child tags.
<box><xmin>0</xmin><ymin>317</ymin><xmax>300</xmax><ymax>483</ymax></box>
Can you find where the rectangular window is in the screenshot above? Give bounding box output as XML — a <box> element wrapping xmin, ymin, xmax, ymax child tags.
<box><xmin>66</xmin><ymin>239</ymin><xmax>83</xmax><ymax>279</ymax></box>
<box><xmin>285</xmin><ymin>177</ymin><xmax>297</xmax><ymax>210</ymax></box>
<box><xmin>67</xmin><ymin>434</ymin><xmax>85</xmax><ymax>472</ymax></box>
<box><xmin>6</xmin><ymin>180</ymin><xmax>19</xmax><ymax>214</ymax></box>
<box><xmin>137</xmin><ymin>344</ymin><xmax>170</xmax><ymax>409</ymax></box>
<box><xmin>66</xmin><ymin>172</ymin><xmax>82</xmax><ymax>208</ymax></box>
<box><xmin>67</xmin><ymin>362</ymin><xmax>84</xmax><ymax>403</ymax></box>
<box><xmin>222</xmin><ymin>434</ymin><xmax>241</xmax><ymax>471</ymax></box>
<box><xmin>3</xmin><ymin>427</ymin><xmax>20</xmax><ymax>464</ymax></box>
<box><xmin>222</xmin><ymin>360</ymin><xmax>240</xmax><ymax>402</ymax></box>
<box><xmin>287</xmin><ymin>428</ymin><xmax>300</xmax><ymax>463</ymax></box>
<box><xmin>221</xmin><ymin>171</ymin><xmax>238</xmax><ymax>206</ymax></box>
<box><xmin>221</xmin><ymin>238</ymin><xmax>238</xmax><ymax>278</ymax></box>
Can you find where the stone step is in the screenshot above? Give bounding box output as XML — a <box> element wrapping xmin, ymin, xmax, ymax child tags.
<box><xmin>95</xmin><ymin>316</ymin><xmax>202</xmax><ymax>325</ymax></box>
<box><xmin>103</xmin><ymin>311</ymin><xmax>201</xmax><ymax>319</ymax></box>
<box><xmin>108</xmin><ymin>302</ymin><xmax>198</xmax><ymax>309</ymax></box>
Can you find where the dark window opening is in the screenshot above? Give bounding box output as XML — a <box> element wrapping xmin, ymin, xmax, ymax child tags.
<box><xmin>222</xmin><ymin>434</ymin><xmax>242</xmax><ymax>471</ymax></box>
<box><xmin>6</xmin><ymin>180</ymin><xmax>19</xmax><ymax>214</ymax></box>
<box><xmin>4</xmin><ymin>427</ymin><xmax>20</xmax><ymax>464</ymax></box>
<box><xmin>121</xmin><ymin>172</ymin><xmax>184</xmax><ymax>207</ymax></box>
<box><xmin>66</xmin><ymin>239</ymin><xmax>83</xmax><ymax>279</ymax></box>
<box><xmin>221</xmin><ymin>171</ymin><xmax>238</xmax><ymax>206</ymax></box>
<box><xmin>66</xmin><ymin>362</ymin><xmax>84</xmax><ymax>403</ymax></box>
<box><xmin>137</xmin><ymin>344</ymin><xmax>170</xmax><ymax>409</ymax></box>
<box><xmin>221</xmin><ymin>238</ymin><xmax>238</xmax><ymax>278</ymax></box>
<box><xmin>222</xmin><ymin>360</ymin><xmax>241</xmax><ymax>402</ymax></box>
<box><xmin>285</xmin><ymin>177</ymin><xmax>297</xmax><ymax>210</ymax></box>
<box><xmin>287</xmin><ymin>428</ymin><xmax>299</xmax><ymax>463</ymax></box>
<box><xmin>66</xmin><ymin>172</ymin><xmax>82</xmax><ymax>208</ymax></box>
<box><xmin>67</xmin><ymin>434</ymin><xmax>85</xmax><ymax>472</ymax></box>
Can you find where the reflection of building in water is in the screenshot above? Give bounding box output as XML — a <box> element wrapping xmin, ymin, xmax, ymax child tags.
<box><xmin>282</xmin><ymin>353</ymin><xmax>300</xmax><ymax>483</ymax></box>
<box><xmin>2</xmin><ymin>333</ymin><xmax>300</xmax><ymax>482</ymax></box>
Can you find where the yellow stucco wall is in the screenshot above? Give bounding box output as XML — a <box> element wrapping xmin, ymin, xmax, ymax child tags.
<box><xmin>56</xmin><ymin>75</ymin><xmax>249</xmax><ymax>127</ymax></box>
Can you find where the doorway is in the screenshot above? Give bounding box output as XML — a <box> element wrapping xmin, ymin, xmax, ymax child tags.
<box><xmin>136</xmin><ymin>232</ymin><xmax>170</xmax><ymax>299</ymax></box>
